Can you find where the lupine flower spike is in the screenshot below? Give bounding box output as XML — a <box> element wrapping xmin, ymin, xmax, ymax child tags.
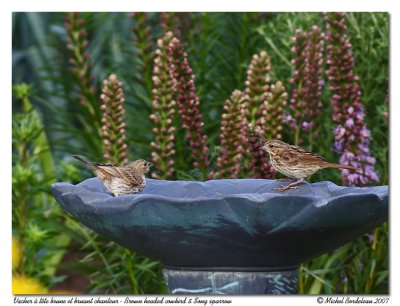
<box><xmin>168</xmin><ymin>36</ymin><xmax>210</xmax><ymax>178</ymax></box>
<box><xmin>149</xmin><ymin>32</ymin><xmax>177</xmax><ymax>179</ymax></box>
<box><xmin>160</xmin><ymin>13</ymin><xmax>182</xmax><ymax>38</ymax></box>
<box><xmin>289</xmin><ymin>26</ymin><xmax>324</xmax><ymax>147</ymax></box>
<box><xmin>131</xmin><ymin>13</ymin><xmax>155</xmax><ymax>90</ymax></box>
<box><xmin>325</xmin><ymin>12</ymin><xmax>379</xmax><ymax>186</ymax></box>
<box><xmin>65</xmin><ymin>12</ymin><xmax>98</xmax><ymax>115</ymax></box>
<box><xmin>100</xmin><ymin>74</ymin><xmax>128</xmax><ymax>165</ymax></box>
<box><xmin>216</xmin><ymin>90</ymin><xmax>249</xmax><ymax>178</ymax></box>
<box><xmin>245</xmin><ymin>51</ymin><xmax>287</xmax><ymax>178</ymax></box>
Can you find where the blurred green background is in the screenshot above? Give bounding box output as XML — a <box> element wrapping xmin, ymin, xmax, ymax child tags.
<box><xmin>12</xmin><ymin>12</ymin><xmax>388</xmax><ymax>294</ymax></box>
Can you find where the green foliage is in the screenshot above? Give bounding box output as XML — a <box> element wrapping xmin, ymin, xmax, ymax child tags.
<box><xmin>299</xmin><ymin>223</ymin><xmax>388</xmax><ymax>294</ymax></box>
<box><xmin>12</xmin><ymin>84</ymin><xmax>70</xmax><ymax>287</ymax></box>
<box><xmin>12</xmin><ymin>12</ymin><xmax>388</xmax><ymax>294</ymax></box>
<box><xmin>62</xmin><ymin>221</ymin><xmax>166</xmax><ymax>294</ymax></box>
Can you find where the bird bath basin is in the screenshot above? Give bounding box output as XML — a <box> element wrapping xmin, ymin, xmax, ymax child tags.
<box><xmin>52</xmin><ymin>178</ymin><xmax>388</xmax><ymax>294</ymax></box>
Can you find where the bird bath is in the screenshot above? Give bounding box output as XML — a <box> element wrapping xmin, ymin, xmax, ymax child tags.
<box><xmin>52</xmin><ymin>178</ymin><xmax>388</xmax><ymax>294</ymax></box>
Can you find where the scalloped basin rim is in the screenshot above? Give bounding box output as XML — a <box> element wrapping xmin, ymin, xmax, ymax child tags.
<box><xmin>52</xmin><ymin>177</ymin><xmax>387</xmax><ymax>205</ymax></box>
<box><xmin>55</xmin><ymin>188</ymin><xmax>383</xmax><ymax>210</ymax></box>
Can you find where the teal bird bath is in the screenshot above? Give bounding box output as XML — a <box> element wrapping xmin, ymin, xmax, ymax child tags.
<box><xmin>52</xmin><ymin>178</ymin><xmax>388</xmax><ymax>294</ymax></box>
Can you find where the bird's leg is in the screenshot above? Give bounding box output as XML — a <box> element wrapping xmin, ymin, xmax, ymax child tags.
<box><xmin>277</xmin><ymin>178</ymin><xmax>293</xmax><ymax>182</ymax></box>
<box><xmin>275</xmin><ymin>178</ymin><xmax>305</xmax><ymax>192</ymax></box>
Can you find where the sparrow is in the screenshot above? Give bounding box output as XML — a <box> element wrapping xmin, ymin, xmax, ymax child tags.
<box><xmin>72</xmin><ymin>155</ymin><xmax>152</xmax><ymax>196</ymax></box>
<box><xmin>260</xmin><ymin>140</ymin><xmax>359</xmax><ymax>191</ymax></box>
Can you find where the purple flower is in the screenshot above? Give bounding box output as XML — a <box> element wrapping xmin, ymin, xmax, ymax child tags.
<box><xmin>284</xmin><ymin>115</ymin><xmax>297</xmax><ymax>129</ymax></box>
<box><xmin>356</xmin><ymin>112</ymin><xmax>365</xmax><ymax>121</ymax></box>
<box><xmin>345</xmin><ymin>118</ymin><xmax>354</xmax><ymax>128</ymax></box>
<box><xmin>347</xmin><ymin>106</ymin><xmax>354</xmax><ymax>114</ymax></box>
<box><xmin>302</xmin><ymin>121</ymin><xmax>311</xmax><ymax>132</ymax></box>
<box><xmin>325</xmin><ymin>13</ymin><xmax>379</xmax><ymax>186</ymax></box>
<box><xmin>335</xmin><ymin>125</ymin><xmax>346</xmax><ymax>138</ymax></box>
<box><xmin>334</xmin><ymin>141</ymin><xmax>344</xmax><ymax>153</ymax></box>
<box><xmin>359</xmin><ymin>125</ymin><xmax>370</xmax><ymax>138</ymax></box>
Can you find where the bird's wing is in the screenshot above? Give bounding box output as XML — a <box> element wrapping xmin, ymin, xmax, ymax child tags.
<box><xmin>300</xmin><ymin>152</ymin><xmax>327</xmax><ymax>165</ymax></box>
<box><xmin>281</xmin><ymin>151</ymin><xmax>303</xmax><ymax>165</ymax></box>
<box><xmin>284</xmin><ymin>147</ymin><xmax>327</xmax><ymax>166</ymax></box>
<box><xmin>94</xmin><ymin>163</ymin><xmax>122</xmax><ymax>178</ymax></box>
<box><xmin>115</xmin><ymin>167</ymin><xmax>144</xmax><ymax>186</ymax></box>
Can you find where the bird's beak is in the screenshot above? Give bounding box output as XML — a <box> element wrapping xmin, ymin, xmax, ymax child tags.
<box><xmin>148</xmin><ymin>162</ymin><xmax>153</xmax><ymax>167</ymax></box>
<box><xmin>259</xmin><ymin>145</ymin><xmax>266</xmax><ymax>151</ymax></box>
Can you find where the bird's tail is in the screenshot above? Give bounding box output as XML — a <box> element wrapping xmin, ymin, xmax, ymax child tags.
<box><xmin>72</xmin><ymin>155</ymin><xmax>98</xmax><ymax>170</ymax></box>
<box><xmin>325</xmin><ymin>162</ymin><xmax>359</xmax><ymax>171</ymax></box>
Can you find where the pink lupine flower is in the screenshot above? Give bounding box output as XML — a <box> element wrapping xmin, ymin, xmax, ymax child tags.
<box><xmin>325</xmin><ymin>12</ymin><xmax>379</xmax><ymax>186</ymax></box>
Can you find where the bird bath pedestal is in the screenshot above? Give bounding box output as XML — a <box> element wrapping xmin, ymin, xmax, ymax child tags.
<box><xmin>52</xmin><ymin>178</ymin><xmax>388</xmax><ymax>295</ymax></box>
